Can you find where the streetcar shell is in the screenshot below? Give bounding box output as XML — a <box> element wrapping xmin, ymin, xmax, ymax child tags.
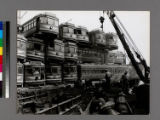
<box><xmin>64</xmin><ymin>42</ymin><xmax>78</xmax><ymax>61</ymax></box>
<box><xmin>63</xmin><ymin>64</ymin><xmax>77</xmax><ymax>82</ymax></box>
<box><xmin>76</xmin><ymin>26</ymin><xmax>89</xmax><ymax>43</ymax></box>
<box><xmin>46</xmin><ymin>65</ymin><xmax>62</xmax><ymax>83</ymax></box>
<box><xmin>47</xmin><ymin>39</ymin><xmax>64</xmax><ymax>60</ymax></box>
<box><xmin>17</xmin><ymin>34</ymin><xmax>27</xmax><ymax>59</ymax></box>
<box><xmin>105</xmin><ymin>33</ymin><xmax>118</xmax><ymax>50</ymax></box>
<box><xmin>24</xmin><ymin>61</ymin><xmax>45</xmax><ymax>85</ymax></box>
<box><xmin>26</xmin><ymin>37</ymin><xmax>45</xmax><ymax>60</ymax></box>
<box><xmin>89</xmin><ymin>30</ymin><xmax>106</xmax><ymax>46</ymax></box>
<box><xmin>59</xmin><ymin>22</ymin><xmax>77</xmax><ymax>42</ymax></box>
<box><xmin>17</xmin><ymin>62</ymin><xmax>24</xmax><ymax>86</ymax></box>
<box><xmin>22</xmin><ymin>13</ymin><xmax>59</xmax><ymax>37</ymax></box>
<box><xmin>78</xmin><ymin>64</ymin><xmax>130</xmax><ymax>83</ymax></box>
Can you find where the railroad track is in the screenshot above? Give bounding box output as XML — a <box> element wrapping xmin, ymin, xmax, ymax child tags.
<box><xmin>36</xmin><ymin>95</ymin><xmax>81</xmax><ymax>114</ymax></box>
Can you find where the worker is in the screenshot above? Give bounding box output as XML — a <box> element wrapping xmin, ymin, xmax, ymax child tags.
<box><xmin>105</xmin><ymin>69</ymin><xmax>112</xmax><ymax>91</ymax></box>
<box><xmin>120</xmin><ymin>71</ymin><xmax>129</xmax><ymax>94</ymax></box>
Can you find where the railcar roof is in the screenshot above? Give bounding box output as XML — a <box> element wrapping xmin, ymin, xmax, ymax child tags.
<box><xmin>80</xmin><ymin>64</ymin><xmax>128</xmax><ymax>68</ymax></box>
<box><xmin>54</xmin><ymin>39</ymin><xmax>64</xmax><ymax>44</ymax></box>
<box><xmin>24</xmin><ymin>61</ymin><xmax>45</xmax><ymax>66</ymax></box>
<box><xmin>22</xmin><ymin>13</ymin><xmax>59</xmax><ymax>26</ymax></box>
<box><xmin>27</xmin><ymin>37</ymin><xmax>44</xmax><ymax>44</ymax></box>
<box><xmin>59</xmin><ymin>22</ymin><xmax>75</xmax><ymax>28</ymax></box>
<box><xmin>76</xmin><ymin>26</ymin><xmax>88</xmax><ymax>31</ymax></box>
<box><xmin>90</xmin><ymin>29</ymin><xmax>105</xmax><ymax>34</ymax></box>
<box><xmin>17</xmin><ymin>34</ymin><xmax>27</xmax><ymax>41</ymax></box>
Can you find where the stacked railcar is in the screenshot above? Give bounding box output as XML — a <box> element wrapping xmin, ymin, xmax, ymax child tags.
<box><xmin>17</xmin><ymin>25</ymin><xmax>27</xmax><ymax>87</ymax></box>
<box><xmin>78</xmin><ymin>64</ymin><xmax>129</xmax><ymax>83</ymax></box>
<box><xmin>26</xmin><ymin>37</ymin><xmax>45</xmax><ymax>61</ymax></box>
<box><xmin>22</xmin><ymin>13</ymin><xmax>59</xmax><ymax>38</ymax></box>
<box><xmin>23</xmin><ymin>61</ymin><xmax>45</xmax><ymax>86</ymax></box>
<box><xmin>105</xmin><ymin>33</ymin><xmax>118</xmax><ymax>50</ymax></box>
<box><xmin>59</xmin><ymin>22</ymin><xmax>78</xmax><ymax>84</ymax></box>
<box><xmin>17</xmin><ymin>34</ymin><xmax>27</xmax><ymax>60</ymax></box>
<box><xmin>17</xmin><ymin>62</ymin><xmax>24</xmax><ymax>87</ymax></box>
<box><xmin>107</xmin><ymin>51</ymin><xmax>126</xmax><ymax>65</ymax></box>
<box><xmin>76</xmin><ymin>26</ymin><xmax>89</xmax><ymax>43</ymax></box>
<box><xmin>59</xmin><ymin>22</ymin><xmax>77</xmax><ymax>42</ymax></box>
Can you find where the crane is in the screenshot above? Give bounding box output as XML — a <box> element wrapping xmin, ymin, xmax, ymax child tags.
<box><xmin>104</xmin><ymin>11</ymin><xmax>150</xmax><ymax>83</ymax></box>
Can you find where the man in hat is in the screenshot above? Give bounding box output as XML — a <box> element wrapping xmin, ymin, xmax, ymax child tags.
<box><xmin>105</xmin><ymin>69</ymin><xmax>112</xmax><ymax>91</ymax></box>
<box><xmin>120</xmin><ymin>71</ymin><xmax>129</xmax><ymax>94</ymax></box>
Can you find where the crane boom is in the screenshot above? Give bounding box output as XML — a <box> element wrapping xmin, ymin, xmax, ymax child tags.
<box><xmin>106</xmin><ymin>11</ymin><xmax>148</xmax><ymax>83</ymax></box>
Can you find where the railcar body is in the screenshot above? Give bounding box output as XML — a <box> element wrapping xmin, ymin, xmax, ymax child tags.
<box><xmin>26</xmin><ymin>37</ymin><xmax>45</xmax><ymax>60</ymax></box>
<box><xmin>24</xmin><ymin>61</ymin><xmax>45</xmax><ymax>85</ymax></box>
<box><xmin>17</xmin><ymin>34</ymin><xmax>27</xmax><ymax>59</ymax></box>
<box><xmin>17</xmin><ymin>62</ymin><xmax>24</xmax><ymax>86</ymax></box>
<box><xmin>114</xmin><ymin>51</ymin><xmax>126</xmax><ymax>64</ymax></box>
<box><xmin>64</xmin><ymin>42</ymin><xmax>78</xmax><ymax>61</ymax></box>
<box><xmin>105</xmin><ymin>33</ymin><xmax>118</xmax><ymax>50</ymax></box>
<box><xmin>63</xmin><ymin>63</ymin><xmax>77</xmax><ymax>83</ymax></box>
<box><xmin>46</xmin><ymin>65</ymin><xmax>62</xmax><ymax>83</ymax></box>
<box><xmin>47</xmin><ymin>39</ymin><xmax>64</xmax><ymax>60</ymax></box>
<box><xmin>59</xmin><ymin>22</ymin><xmax>77</xmax><ymax>42</ymax></box>
<box><xmin>22</xmin><ymin>13</ymin><xmax>59</xmax><ymax>37</ymax></box>
<box><xmin>107</xmin><ymin>51</ymin><xmax>126</xmax><ymax>65</ymax></box>
<box><xmin>89</xmin><ymin>30</ymin><xmax>106</xmax><ymax>47</ymax></box>
<box><xmin>76</xmin><ymin>26</ymin><xmax>89</xmax><ymax>43</ymax></box>
<box><xmin>78</xmin><ymin>48</ymin><xmax>103</xmax><ymax>63</ymax></box>
<box><xmin>78</xmin><ymin>64</ymin><xmax>131</xmax><ymax>83</ymax></box>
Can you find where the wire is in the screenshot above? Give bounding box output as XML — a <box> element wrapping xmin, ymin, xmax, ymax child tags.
<box><xmin>115</xmin><ymin>15</ymin><xmax>144</xmax><ymax>58</ymax></box>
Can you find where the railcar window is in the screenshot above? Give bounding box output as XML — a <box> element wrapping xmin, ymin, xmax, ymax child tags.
<box><xmin>18</xmin><ymin>67</ymin><xmax>23</xmax><ymax>74</ymax></box>
<box><xmin>69</xmin><ymin>28</ymin><xmax>74</xmax><ymax>34</ymax></box>
<box><xmin>26</xmin><ymin>25</ymin><xmax>28</xmax><ymax>31</ymax></box>
<box><xmin>33</xmin><ymin>19</ymin><xmax>36</xmax><ymax>26</ymax></box>
<box><xmin>23</xmin><ymin>25</ymin><xmax>26</xmax><ymax>31</ymax></box>
<box><xmin>70</xmin><ymin>47</ymin><xmax>77</xmax><ymax>53</ymax></box>
<box><xmin>31</xmin><ymin>21</ymin><xmax>34</xmax><ymax>28</ymax></box>
<box><xmin>77</xmin><ymin>30</ymin><xmax>81</xmax><ymax>34</ymax></box>
<box><xmin>19</xmin><ymin>41</ymin><xmax>25</xmax><ymax>50</ymax></box>
<box><xmin>34</xmin><ymin>44</ymin><xmax>41</xmax><ymax>51</ymax></box>
<box><xmin>60</xmin><ymin>45</ymin><xmax>64</xmax><ymax>52</ymax></box>
<box><xmin>70</xmin><ymin>66</ymin><xmax>76</xmax><ymax>73</ymax></box>
<box><xmin>28</xmin><ymin>23</ymin><xmax>31</xmax><ymax>29</ymax></box>
<box><xmin>55</xmin><ymin>20</ymin><xmax>58</xmax><ymax>27</ymax></box>
<box><xmin>48</xmin><ymin>18</ymin><xmax>54</xmax><ymax>25</ymax></box>
<box><xmin>52</xmin><ymin>67</ymin><xmax>58</xmax><ymax>73</ymax></box>
<box><xmin>55</xmin><ymin>44</ymin><xmax>61</xmax><ymax>51</ymax></box>
<box><xmin>63</xmin><ymin>27</ymin><xmax>69</xmax><ymax>33</ymax></box>
<box><xmin>82</xmin><ymin>30</ymin><xmax>87</xmax><ymax>35</ymax></box>
<box><xmin>27</xmin><ymin>43</ymin><xmax>34</xmax><ymax>50</ymax></box>
<box><xmin>96</xmin><ymin>34</ymin><xmax>101</xmax><ymax>39</ymax></box>
<box><xmin>25</xmin><ymin>68</ymin><xmax>33</xmax><ymax>75</ymax></box>
<box><xmin>46</xmin><ymin>68</ymin><xmax>52</xmax><ymax>73</ymax></box>
<box><xmin>40</xmin><ymin>17</ymin><xmax>48</xmax><ymax>23</ymax></box>
<box><xmin>64</xmin><ymin>67</ymin><xmax>70</xmax><ymax>74</ymax></box>
<box><xmin>33</xmin><ymin>67</ymin><xmax>41</xmax><ymax>74</ymax></box>
<box><xmin>34</xmin><ymin>44</ymin><xmax>44</xmax><ymax>51</ymax></box>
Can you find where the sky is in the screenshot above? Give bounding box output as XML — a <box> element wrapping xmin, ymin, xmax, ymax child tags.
<box><xmin>17</xmin><ymin>10</ymin><xmax>150</xmax><ymax>65</ymax></box>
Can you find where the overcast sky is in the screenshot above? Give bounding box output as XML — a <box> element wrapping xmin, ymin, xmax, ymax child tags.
<box><xmin>17</xmin><ymin>10</ymin><xmax>150</xmax><ymax>65</ymax></box>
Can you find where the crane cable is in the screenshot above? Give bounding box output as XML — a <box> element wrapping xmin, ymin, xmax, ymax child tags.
<box><xmin>112</xmin><ymin>16</ymin><xmax>136</xmax><ymax>56</ymax></box>
<box><xmin>104</xmin><ymin>11</ymin><xmax>144</xmax><ymax>62</ymax></box>
<box><xmin>104</xmin><ymin>11</ymin><xmax>137</xmax><ymax>54</ymax></box>
<box><xmin>115</xmin><ymin>14</ymin><xmax>144</xmax><ymax>59</ymax></box>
